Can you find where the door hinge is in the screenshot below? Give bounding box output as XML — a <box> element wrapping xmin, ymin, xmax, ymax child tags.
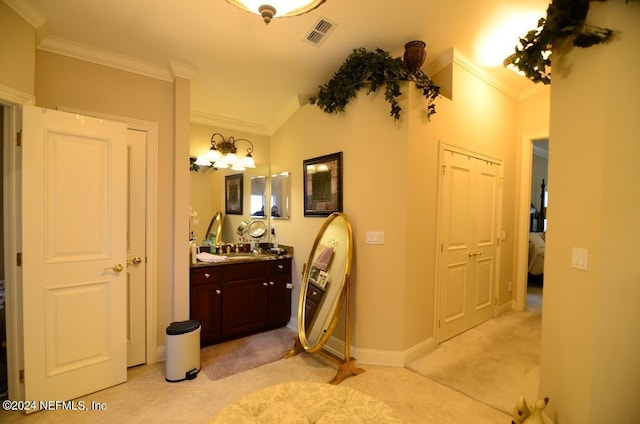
<box><xmin>440</xmin><ymin>243</ymin><xmax>443</xmax><ymax>252</ymax></box>
<box><xmin>19</xmin><ymin>369</ymin><xmax>24</xmax><ymax>383</ymax></box>
<box><xmin>494</xmin><ymin>297</ymin><xmax>498</xmax><ymax>305</ymax></box>
<box><xmin>442</xmin><ymin>165</ymin><xmax>446</xmax><ymax>175</ymax></box>
<box><xmin>16</xmin><ymin>130</ymin><xmax>22</xmax><ymax>146</ymax></box>
<box><xmin>499</xmin><ymin>177</ymin><xmax>504</xmax><ymax>188</ymax></box>
<box><xmin>17</xmin><ymin>252</ymin><xmax>22</xmax><ymax>267</ymax></box>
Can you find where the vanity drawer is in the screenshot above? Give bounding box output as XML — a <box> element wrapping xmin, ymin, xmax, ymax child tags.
<box><xmin>222</xmin><ymin>261</ymin><xmax>269</xmax><ymax>281</ymax></box>
<box><xmin>269</xmin><ymin>258</ymin><xmax>291</xmax><ymax>276</ymax></box>
<box><xmin>190</xmin><ymin>267</ymin><xmax>221</xmax><ymax>284</ymax></box>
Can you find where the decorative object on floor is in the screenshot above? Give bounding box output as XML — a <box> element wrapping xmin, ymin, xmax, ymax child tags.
<box><xmin>512</xmin><ymin>396</ymin><xmax>550</xmax><ymax>424</ymax></box>
<box><xmin>226</xmin><ymin>0</ymin><xmax>326</xmax><ymax>25</ymax></box>
<box><xmin>309</xmin><ymin>47</ymin><xmax>440</xmax><ymax>121</ymax></box>
<box><xmin>285</xmin><ymin>212</ymin><xmax>364</xmax><ymax>385</ymax></box>
<box><xmin>407</xmin><ymin>310</ymin><xmax>541</xmax><ymax>414</ymax></box>
<box><xmin>503</xmin><ymin>0</ymin><xmax>638</xmax><ymax>84</ymax></box>
<box><xmin>201</xmin><ymin>327</ymin><xmax>296</xmax><ymax>381</ymax></box>
<box><xmin>209</xmin><ymin>381</ymin><xmax>402</xmax><ymax>423</ymax></box>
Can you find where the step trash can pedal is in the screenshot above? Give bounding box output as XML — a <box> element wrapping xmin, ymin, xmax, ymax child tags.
<box><xmin>165</xmin><ymin>319</ymin><xmax>201</xmax><ymax>382</ymax></box>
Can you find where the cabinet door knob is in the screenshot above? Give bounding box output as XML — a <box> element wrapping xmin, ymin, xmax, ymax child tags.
<box><xmin>204</xmin><ymin>273</ymin><xmax>210</xmax><ymax>278</ymax></box>
<box><xmin>278</xmin><ymin>264</ymin><xmax>284</xmax><ymax>269</ymax></box>
<box><xmin>263</xmin><ymin>282</ymin><xmax>268</xmax><ymax>286</ymax></box>
<box><xmin>312</xmin><ymin>290</ymin><xmax>317</xmax><ymax>296</ymax></box>
<box><xmin>215</xmin><ymin>289</ymin><xmax>221</xmax><ymax>295</ymax></box>
<box><xmin>269</xmin><ymin>281</ymin><xmax>275</xmax><ymax>286</ymax></box>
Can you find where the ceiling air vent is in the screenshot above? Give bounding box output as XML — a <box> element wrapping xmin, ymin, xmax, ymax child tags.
<box><xmin>304</xmin><ymin>17</ymin><xmax>336</xmax><ymax>47</ymax></box>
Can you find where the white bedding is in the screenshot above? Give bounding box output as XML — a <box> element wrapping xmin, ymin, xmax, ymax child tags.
<box><xmin>528</xmin><ymin>232</ymin><xmax>545</xmax><ymax>276</ymax></box>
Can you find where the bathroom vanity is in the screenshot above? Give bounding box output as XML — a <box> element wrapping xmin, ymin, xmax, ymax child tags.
<box><xmin>189</xmin><ymin>247</ymin><xmax>293</xmax><ymax>346</ymax></box>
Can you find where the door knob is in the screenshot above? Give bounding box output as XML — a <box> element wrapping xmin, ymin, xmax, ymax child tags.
<box><xmin>104</xmin><ymin>263</ymin><xmax>124</xmax><ymax>273</ymax></box>
<box><xmin>127</xmin><ymin>256</ymin><xmax>143</xmax><ymax>265</ymax></box>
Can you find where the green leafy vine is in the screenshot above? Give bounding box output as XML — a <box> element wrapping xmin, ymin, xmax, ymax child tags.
<box><xmin>504</xmin><ymin>0</ymin><xmax>637</xmax><ymax>84</ymax></box>
<box><xmin>309</xmin><ymin>47</ymin><xmax>440</xmax><ymax>121</ymax></box>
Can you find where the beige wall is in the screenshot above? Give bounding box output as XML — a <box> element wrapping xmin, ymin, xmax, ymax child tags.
<box><xmin>271</xmin><ymin>54</ymin><xmax>524</xmax><ymax>355</ymax></box>
<box><xmin>540</xmin><ymin>1</ymin><xmax>640</xmax><ymax>422</ymax></box>
<box><xmin>0</xmin><ymin>2</ymin><xmax>35</xmax><ymax>96</ymax></box>
<box><xmin>34</xmin><ymin>51</ymin><xmax>179</xmax><ymax>345</ymax></box>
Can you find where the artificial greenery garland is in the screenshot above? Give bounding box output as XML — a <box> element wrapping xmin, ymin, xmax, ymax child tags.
<box><xmin>309</xmin><ymin>47</ymin><xmax>440</xmax><ymax>121</ymax></box>
<box><xmin>503</xmin><ymin>0</ymin><xmax>637</xmax><ymax>84</ymax></box>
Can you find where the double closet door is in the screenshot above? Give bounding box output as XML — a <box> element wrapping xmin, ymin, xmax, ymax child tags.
<box><xmin>438</xmin><ymin>146</ymin><xmax>502</xmax><ymax>343</ymax></box>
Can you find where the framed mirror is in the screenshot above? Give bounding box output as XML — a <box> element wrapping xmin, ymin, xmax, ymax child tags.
<box><xmin>204</xmin><ymin>211</ymin><xmax>224</xmax><ymax>245</ymax></box>
<box><xmin>250</xmin><ymin>175</ymin><xmax>267</xmax><ymax>218</ymax></box>
<box><xmin>299</xmin><ymin>212</ymin><xmax>353</xmax><ymax>350</ymax></box>
<box><xmin>285</xmin><ymin>212</ymin><xmax>362</xmax><ymax>384</ymax></box>
<box><xmin>270</xmin><ymin>172</ymin><xmax>290</xmax><ymax>219</ymax></box>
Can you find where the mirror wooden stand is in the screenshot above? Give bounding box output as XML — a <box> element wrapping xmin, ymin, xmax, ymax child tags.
<box><xmin>283</xmin><ymin>212</ymin><xmax>363</xmax><ymax>384</ymax></box>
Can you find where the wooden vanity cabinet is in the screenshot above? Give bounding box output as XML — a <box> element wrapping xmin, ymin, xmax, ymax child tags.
<box><xmin>189</xmin><ymin>267</ymin><xmax>223</xmax><ymax>345</ymax></box>
<box><xmin>190</xmin><ymin>257</ymin><xmax>292</xmax><ymax>346</ymax></box>
<box><xmin>222</xmin><ymin>261</ymin><xmax>269</xmax><ymax>337</ymax></box>
<box><xmin>267</xmin><ymin>258</ymin><xmax>292</xmax><ymax>326</ymax></box>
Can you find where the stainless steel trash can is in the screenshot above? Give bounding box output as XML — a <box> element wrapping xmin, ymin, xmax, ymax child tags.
<box><xmin>165</xmin><ymin>319</ymin><xmax>201</xmax><ymax>382</ymax></box>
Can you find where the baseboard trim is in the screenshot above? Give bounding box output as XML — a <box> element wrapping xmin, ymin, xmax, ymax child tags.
<box><xmin>323</xmin><ymin>336</ymin><xmax>436</xmax><ymax>367</ymax></box>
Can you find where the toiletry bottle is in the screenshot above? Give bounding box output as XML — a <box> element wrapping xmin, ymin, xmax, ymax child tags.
<box><xmin>190</xmin><ymin>240</ymin><xmax>197</xmax><ymax>265</ymax></box>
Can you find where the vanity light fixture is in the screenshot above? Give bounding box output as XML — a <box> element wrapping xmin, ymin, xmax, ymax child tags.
<box><xmin>199</xmin><ymin>132</ymin><xmax>256</xmax><ymax>171</ymax></box>
<box><xmin>225</xmin><ymin>0</ymin><xmax>326</xmax><ymax>25</ymax></box>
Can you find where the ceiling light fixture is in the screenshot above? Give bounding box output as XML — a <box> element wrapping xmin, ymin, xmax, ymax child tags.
<box><xmin>226</xmin><ymin>0</ymin><xmax>326</xmax><ymax>25</ymax></box>
<box><xmin>196</xmin><ymin>133</ymin><xmax>256</xmax><ymax>171</ymax></box>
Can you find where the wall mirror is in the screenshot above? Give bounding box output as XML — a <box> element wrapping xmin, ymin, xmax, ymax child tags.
<box><xmin>250</xmin><ymin>175</ymin><xmax>267</xmax><ymax>218</ymax></box>
<box><xmin>284</xmin><ymin>212</ymin><xmax>363</xmax><ymax>384</ymax></box>
<box><xmin>270</xmin><ymin>172</ymin><xmax>290</xmax><ymax>219</ymax></box>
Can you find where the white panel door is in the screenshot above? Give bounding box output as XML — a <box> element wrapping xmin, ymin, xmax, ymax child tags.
<box><xmin>438</xmin><ymin>148</ymin><xmax>501</xmax><ymax>342</ymax></box>
<box><xmin>438</xmin><ymin>152</ymin><xmax>473</xmax><ymax>341</ymax></box>
<box><xmin>21</xmin><ymin>106</ymin><xmax>128</xmax><ymax>403</ymax></box>
<box><xmin>126</xmin><ymin>129</ymin><xmax>146</xmax><ymax>367</ymax></box>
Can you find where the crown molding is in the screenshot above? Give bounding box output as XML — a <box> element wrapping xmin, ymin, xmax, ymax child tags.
<box><xmin>38</xmin><ymin>35</ymin><xmax>177</xmax><ymax>82</ymax></box>
<box><xmin>169</xmin><ymin>61</ymin><xmax>198</xmax><ymax>81</ymax></box>
<box><xmin>453</xmin><ymin>49</ymin><xmax>519</xmax><ymax>100</ymax></box>
<box><xmin>269</xmin><ymin>95</ymin><xmax>310</xmax><ymax>135</ymax></box>
<box><xmin>3</xmin><ymin>0</ymin><xmax>47</xmax><ymax>28</ymax></box>
<box><xmin>518</xmin><ymin>82</ymin><xmax>548</xmax><ymax>102</ymax></box>
<box><xmin>190</xmin><ymin>110</ymin><xmax>270</xmax><ymax>136</ymax></box>
<box><xmin>0</xmin><ymin>83</ymin><xmax>35</xmax><ymax>106</ymax></box>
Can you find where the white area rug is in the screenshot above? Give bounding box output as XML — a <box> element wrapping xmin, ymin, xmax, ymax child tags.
<box><xmin>209</xmin><ymin>381</ymin><xmax>402</xmax><ymax>423</ymax></box>
<box><xmin>407</xmin><ymin>310</ymin><xmax>541</xmax><ymax>414</ymax></box>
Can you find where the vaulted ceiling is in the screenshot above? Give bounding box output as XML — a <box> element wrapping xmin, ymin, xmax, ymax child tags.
<box><xmin>6</xmin><ymin>0</ymin><xmax>549</xmax><ymax>134</ymax></box>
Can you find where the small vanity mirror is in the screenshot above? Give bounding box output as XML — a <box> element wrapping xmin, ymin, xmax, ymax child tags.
<box><xmin>204</xmin><ymin>211</ymin><xmax>223</xmax><ymax>245</ymax></box>
<box><xmin>250</xmin><ymin>175</ymin><xmax>267</xmax><ymax>218</ymax></box>
<box><xmin>270</xmin><ymin>172</ymin><xmax>290</xmax><ymax>219</ymax></box>
<box><xmin>285</xmin><ymin>212</ymin><xmax>363</xmax><ymax>384</ymax></box>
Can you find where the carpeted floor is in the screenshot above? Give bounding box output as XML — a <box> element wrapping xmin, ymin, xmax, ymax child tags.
<box><xmin>200</xmin><ymin>326</ymin><xmax>297</xmax><ymax>380</ymax></box>
<box><xmin>407</xmin><ymin>310</ymin><xmax>541</xmax><ymax>414</ymax></box>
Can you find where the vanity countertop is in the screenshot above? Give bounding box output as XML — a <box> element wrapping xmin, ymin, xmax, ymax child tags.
<box><xmin>190</xmin><ymin>244</ymin><xmax>293</xmax><ymax>268</ymax></box>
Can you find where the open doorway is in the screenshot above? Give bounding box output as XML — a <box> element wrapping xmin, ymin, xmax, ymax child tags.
<box><xmin>526</xmin><ymin>139</ymin><xmax>548</xmax><ymax>312</ymax></box>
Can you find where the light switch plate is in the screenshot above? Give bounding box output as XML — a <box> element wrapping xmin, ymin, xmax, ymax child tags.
<box><xmin>365</xmin><ymin>231</ymin><xmax>385</xmax><ymax>245</ymax></box>
<box><xmin>571</xmin><ymin>247</ymin><xmax>589</xmax><ymax>271</ymax></box>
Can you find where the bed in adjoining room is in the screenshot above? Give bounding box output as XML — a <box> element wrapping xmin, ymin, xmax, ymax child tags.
<box><xmin>528</xmin><ymin>178</ymin><xmax>547</xmax><ymax>284</ymax></box>
<box><xmin>528</xmin><ymin>232</ymin><xmax>545</xmax><ymax>284</ymax></box>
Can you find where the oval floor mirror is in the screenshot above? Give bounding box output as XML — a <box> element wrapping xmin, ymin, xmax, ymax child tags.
<box><xmin>284</xmin><ymin>212</ymin><xmax>364</xmax><ymax>384</ymax></box>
